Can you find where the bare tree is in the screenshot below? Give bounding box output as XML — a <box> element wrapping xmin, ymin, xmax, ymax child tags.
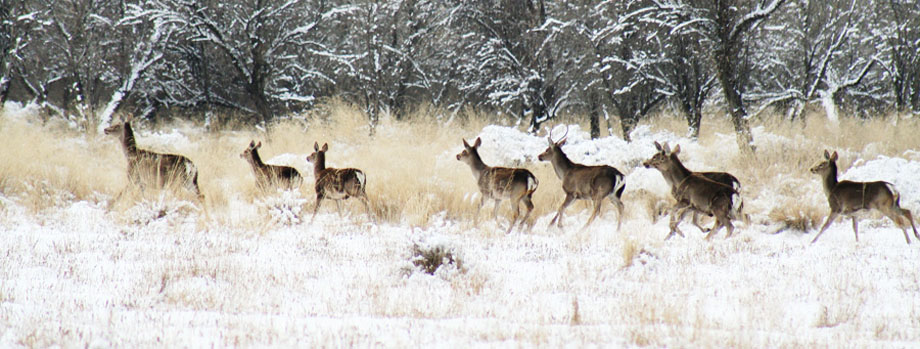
<box><xmin>655</xmin><ymin>0</ymin><xmax>787</xmax><ymax>151</ymax></box>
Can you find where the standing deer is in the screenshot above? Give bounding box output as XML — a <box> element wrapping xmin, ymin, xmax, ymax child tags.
<box><xmin>809</xmin><ymin>150</ymin><xmax>919</xmax><ymax>244</ymax></box>
<box><xmin>104</xmin><ymin>119</ymin><xmax>202</xmax><ymax>198</ymax></box>
<box><xmin>538</xmin><ymin>127</ymin><xmax>626</xmax><ymax>231</ymax></box>
<box><xmin>240</xmin><ymin>140</ymin><xmax>302</xmax><ymax>191</ymax></box>
<box><xmin>643</xmin><ymin>143</ymin><xmax>743</xmax><ymax>240</ymax></box>
<box><xmin>456</xmin><ymin>137</ymin><xmax>539</xmax><ymax>234</ymax></box>
<box><xmin>651</xmin><ymin>141</ymin><xmax>743</xmax><ymax>232</ymax></box>
<box><xmin>305</xmin><ymin>142</ymin><xmax>371</xmax><ymax>222</ymax></box>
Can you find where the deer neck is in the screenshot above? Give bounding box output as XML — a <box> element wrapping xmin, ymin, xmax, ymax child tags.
<box><xmin>249</xmin><ymin>149</ymin><xmax>266</xmax><ymax>168</ymax></box>
<box><xmin>312</xmin><ymin>154</ymin><xmax>326</xmax><ymax>175</ymax></box>
<box><xmin>121</xmin><ymin>123</ymin><xmax>138</xmax><ymax>156</ymax></box>
<box><xmin>464</xmin><ymin>151</ymin><xmax>489</xmax><ymax>182</ymax></box>
<box><xmin>665</xmin><ymin>155</ymin><xmax>693</xmax><ymax>182</ymax></box>
<box><xmin>550</xmin><ymin>151</ymin><xmax>576</xmax><ymax>180</ymax></box>
<box><xmin>821</xmin><ymin>162</ymin><xmax>839</xmax><ymax>197</ymax></box>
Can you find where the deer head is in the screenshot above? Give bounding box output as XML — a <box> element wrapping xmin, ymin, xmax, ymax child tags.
<box><xmin>240</xmin><ymin>140</ymin><xmax>262</xmax><ymax>159</ymax></box>
<box><xmin>306</xmin><ymin>142</ymin><xmax>329</xmax><ymax>167</ymax></box>
<box><xmin>643</xmin><ymin>143</ymin><xmax>681</xmax><ymax>170</ymax></box>
<box><xmin>537</xmin><ymin>126</ymin><xmax>568</xmax><ymax>162</ymax></box>
<box><xmin>810</xmin><ymin>150</ymin><xmax>838</xmax><ymax>175</ymax></box>
<box><xmin>456</xmin><ymin>137</ymin><xmax>483</xmax><ymax>163</ymax></box>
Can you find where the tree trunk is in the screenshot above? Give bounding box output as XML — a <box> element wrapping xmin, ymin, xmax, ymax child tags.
<box><xmin>589</xmin><ymin>93</ymin><xmax>601</xmax><ymax>139</ymax></box>
<box><xmin>714</xmin><ymin>50</ymin><xmax>755</xmax><ymax>153</ymax></box>
<box><xmin>619</xmin><ymin>114</ymin><xmax>637</xmax><ymax>142</ymax></box>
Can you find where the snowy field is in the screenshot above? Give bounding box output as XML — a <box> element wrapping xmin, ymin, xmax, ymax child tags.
<box><xmin>2</xmin><ymin>109</ymin><xmax>920</xmax><ymax>346</ymax></box>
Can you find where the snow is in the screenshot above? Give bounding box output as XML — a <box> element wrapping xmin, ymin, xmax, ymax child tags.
<box><xmin>3</xmin><ymin>123</ymin><xmax>920</xmax><ymax>346</ymax></box>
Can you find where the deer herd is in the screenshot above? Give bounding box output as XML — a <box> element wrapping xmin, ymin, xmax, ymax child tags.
<box><xmin>103</xmin><ymin>119</ymin><xmax>920</xmax><ymax>245</ymax></box>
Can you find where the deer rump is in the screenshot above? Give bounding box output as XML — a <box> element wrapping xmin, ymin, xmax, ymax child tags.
<box><xmin>673</xmin><ymin>174</ymin><xmax>740</xmax><ymax>219</ymax></box>
<box><xmin>129</xmin><ymin>150</ymin><xmax>198</xmax><ymax>188</ymax></box>
<box><xmin>315</xmin><ymin>168</ymin><xmax>365</xmax><ymax>199</ymax></box>
<box><xmin>479</xmin><ymin>167</ymin><xmax>538</xmax><ymax>198</ymax></box>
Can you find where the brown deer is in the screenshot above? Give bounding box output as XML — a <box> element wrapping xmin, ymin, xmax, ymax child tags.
<box><xmin>809</xmin><ymin>150</ymin><xmax>919</xmax><ymax>244</ymax></box>
<box><xmin>240</xmin><ymin>140</ymin><xmax>302</xmax><ymax>191</ymax></box>
<box><xmin>457</xmin><ymin>137</ymin><xmax>539</xmax><ymax>234</ymax></box>
<box><xmin>643</xmin><ymin>143</ymin><xmax>743</xmax><ymax>240</ymax></box>
<box><xmin>651</xmin><ymin>141</ymin><xmax>743</xmax><ymax>232</ymax></box>
<box><xmin>537</xmin><ymin>127</ymin><xmax>625</xmax><ymax>231</ymax></box>
<box><xmin>104</xmin><ymin>119</ymin><xmax>202</xmax><ymax>198</ymax></box>
<box><xmin>305</xmin><ymin>142</ymin><xmax>371</xmax><ymax>222</ymax></box>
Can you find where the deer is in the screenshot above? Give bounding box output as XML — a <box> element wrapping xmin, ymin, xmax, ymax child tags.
<box><xmin>651</xmin><ymin>141</ymin><xmax>743</xmax><ymax>232</ymax></box>
<box><xmin>537</xmin><ymin>127</ymin><xmax>626</xmax><ymax>231</ymax></box>
<box><xmin>809</xmin><ymin>150</ymin><xmax>919</xmax><ymax>244</ymax></box>
<box><xmin>240</xmin><ymin>140</ymin><xmax>302</xmax><ymax>191</ymax></box>
<box><xmin>305</xmin><ymin>142</ymin><xmax>372</xmax><ymax>223</ymax></box>
<box><xmin>104</xmin><ymin>118</ymin><xmax>202</xmax><ymax>199</ymax></box>
<box><xmin>456</xmin><ymin>137</ymin><xmax>539</xmax><ymax>234</ymax></box>
<box><xmin>643</xmin><ymin>143</ymin><xmax>743</xmax><ymax>240</ymax></box>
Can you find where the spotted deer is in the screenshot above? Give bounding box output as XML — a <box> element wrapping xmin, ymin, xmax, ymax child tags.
<box><xmin>457</xmin><ymin>137</ymin><xmax>539</xmax><ymax>234</ymax></box>
<box><xmin>240</xmin><ymin>140</ymin><xmax>302</xmax><ymax>191</ymax></box>
<box><xmin>305</xmin><ymin>142</ymin><xmax>371</xmax><ymax>222</ymax></box>
<box><xmin>538</xmin><ymin>127</ymin><xmax>626</xmax><ymax>231</ymax></box>
<box><xmin>104</xmin><ymin>119</ymin><xmax>202</xmax><ymax>198</ymax></box>
<box><xmin>809</xmin><ymin>150</ymin><xmax>919</xmax><ymax>244</ymax></box>
<box><xmin>643</xmin><ymin>143</ymin><xmax>743</xmax><ymax>240</ymax></box>
<box><xmin>651</xmin><ymin>141</ymin><xmax>743</xmax><ymax>232</ymax></box>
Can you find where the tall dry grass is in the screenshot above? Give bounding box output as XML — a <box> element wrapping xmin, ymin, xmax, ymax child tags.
<box><xmin>2</xmin><ymin>102</ymin><xmax>918</xmax><ymax>229</ymax></box>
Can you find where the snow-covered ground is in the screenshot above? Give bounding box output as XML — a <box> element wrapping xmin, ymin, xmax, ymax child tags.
<box><xmin>2</xmin><ymin>116</ymin><xmax>920</xmax><ymax>346</ymax></box>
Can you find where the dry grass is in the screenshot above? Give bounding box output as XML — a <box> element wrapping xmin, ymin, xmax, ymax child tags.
<box><xmin>2</xmin><ymin>102</ymin><xmax>918</xmax><ymax>228</ymax></box>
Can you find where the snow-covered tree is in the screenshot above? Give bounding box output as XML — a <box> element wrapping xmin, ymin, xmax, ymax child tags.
<box><xmin>654</xmin><ymin>0</ymin><xmax>787</xmax><ymax>151</ymax></box>
<box><xmin>145</xmin><ymin>0</ymin><xmax>350</xmax><ymax>124</ymax></box>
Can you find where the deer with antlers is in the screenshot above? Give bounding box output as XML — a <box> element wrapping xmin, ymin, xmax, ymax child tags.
<box><xmin>240</xmin><ymin>140</ymin><xmax>302</xmax><ymax>191</ymax></box>
<box><xmin>305</xmin><ymin>142</ymin><xmax>372</xmax><ymax>222</ymax></box>
<box><xmin>651</xmin><ymin>141</ymin><xmax>743</xmax><ymax>232</ymax></box>
<box><xmin>457</xmin><ymin>137</ymin><xmax>539</xmax><ymax>234</ymax></box>
<box><xmin>538</xmin><ymin>127</ymin><xmax>626</xmax><ymax>231</ymax></box>
<box><xmin>643</xmin><ymin>143</ymin><xmax>743</xmax><ymax>240</ymax></box>
<box><xmin>104</xmin><ymin>118</ymin><xmax>202</xmax><ymax>198</ymax></box>
<box><xmin>809</xmin><ymin>150</ymin><xmax>919</xmax><ymax>244</ymax></box>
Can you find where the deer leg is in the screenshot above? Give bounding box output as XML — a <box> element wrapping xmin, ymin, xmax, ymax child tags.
<box><xmin>704</xmin><ymin>213</ymin><xmax>722</xmax><ymax>240</ymax></box>
<box><xmin>851</xmin><ymin>216</ymin><xmax>859</xmax><ymax>242</ymax></box>
<box><xmin>520</xmin><ymin>194</ymin><xmax>535</xmax><ymax>232</ymax></box>
<box><xmin>811</xmin><ymin>212</ymin><xmax>840</xmax><ymax>244</ymax></box>
<box><xmin>667</xmin><ymin>205</ymin><xmax>690</xmax><ymax>240</ymax></box>
<box><xmin>506</xmin><ymin>199</ymin><xmax>520</xmax><ymax>235</ymax></box>
<box><xmin>882</xmin><ymin>208</ymin><xmax>911</xmax><ymax>244</ymax></box>
<box><xmin>692</xmin><ymin>212</ymin><xmax>711</xmax><ymax>233</ymax></box>
<box><xmin>311</xmin><ymin>196</ymin><xmax>324</xmax><ymax>223</ymax></box>
<box><xmin>359</xmin><ymin>193</ymin><xmax>374</xmax><ymax>223</ymax></box>
<box><xmin>335</xmin><ymin>200</ymin><xmax>343</xmax><ymax>217</ymax></box>
<box><xmin>581</xmin><ymin>199</ymin><xmax>604</xmax><ymax>232</ymax></box>
<box><xmin>475</xmin><ymin>196</ymin><xmax>486</xmax><ymax>225</ymax></box>
<box><xmin>609</xmin><ymin>196</ymin><xmax>625</xmax><ymax>232</ymax></box>
<box><xmin>492</xmin><ymin>198</ymin><xmax>502</xmax><ymax>219</ymax></box>
<box><xmin>550</xmin><ymin>194</ymin><xmax>576</xmax><ymax>229</ymax></box>
<box><xmin>902</xmin><ymin>208</ymin><xmax>920</xmax><ymax>240</ymax></box>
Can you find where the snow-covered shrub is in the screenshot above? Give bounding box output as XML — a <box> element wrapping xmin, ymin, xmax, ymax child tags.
<box><xmin>255</xmin><ymin>189</ymin><xmax>308</xmax><ymax>226</ymax></box>
<box><xmin>124</xmin><ymin>194</ymin><xmax>198</xmax><ymax>226</ymax></box>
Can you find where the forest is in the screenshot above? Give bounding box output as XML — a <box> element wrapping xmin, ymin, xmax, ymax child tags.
<box><xmin>2</xmin><ymin>0</ymin><xmax>918</xmax><ymax>149</ymax></box>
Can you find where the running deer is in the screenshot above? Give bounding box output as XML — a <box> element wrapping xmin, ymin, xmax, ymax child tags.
<box><xmin>643</xmin><ymin>143</ymin><xmax>743</xmax><ymax>240</ymax></box>
<box><xmin>305</xmin><ymin>142</ymin><xmax>371</xmax><ymax>222</ymax></box>
<box><xmin>809</xmin><ymin>150</ymin><xmax>919</xmax><ymax>244</ymax></box>
<box><xmin>651</xmin><ymin>141</ymin><xmax>743</xmax><ymax>232</ymax></box>
<box><xmin>456</xmin><ymin>137</ymin><xmax>539</xmax><ymax>234</ymax></box>
<box><xmin>537</xmin><ymin>127</ymin><xmax>626</xmax><ymax>231</ymax></box>
<box><xmin>104</xmin><ymin>119</ymin><xmax>202</xmax><ymax>198</ymax></box>
<box><xmin>240</xmin><ymin>140</ymin><xmax>302</xmax><ymax>190</ymax></box>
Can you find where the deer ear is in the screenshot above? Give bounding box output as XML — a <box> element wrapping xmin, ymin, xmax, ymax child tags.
<box><xmin>321</xmin><ymin>143</ymin><xmax>329</xmax><ymax>152</ymax></box>
<box><xmin>558</xmin><ymin>138</ymin><xmax>567</xmax><ymax>146</ymax></box>
<box><xmin>314</xmin><ymin>142</ymin><xmax>319</xmax><ymax>151</ymax></box>
<box><xmin>654</xmin><ymin>141</ymin><xmax>662</xmax><ymax>151</ymax></box>
<box><xmin>661</xmin><ymin>142</ymin><xmax>671</xmax><ymax>154</ymax></box>
<box><xmin>256</xmin><ymin>141</ymin><xmax>262</xmax><ymax>148</ymax></box>
<box><xmin>830</xmin><ymin>151</ymin><xmax>838</xmax><ymax>161</ymax></box>
<box><xmin>672</xmin><ymin>144</ymin><xmax>681</xmax><ymax>155</ymax></box>
<box><xmin>474</xmin><ymin>137</ymin><xmax>482</xmax><ymax>148</ymax></box>
<box><xmin>249</xmin><ymin>140</ymin><xmax>256</xmax><ymax>148</ymax></box>
<box><xmin>462</xmin><ymin>139</ymin><xmax>470</xmax><ymax>148</ymax></box>
<box><xmin>823</xmin><ymin>150</ymin><xmax>830</xmax><ymax>159</ymax></box>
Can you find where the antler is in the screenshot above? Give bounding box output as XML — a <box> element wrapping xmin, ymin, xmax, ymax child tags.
<box><xmin>548</xmin><ymin>125</ymin><xmax>569</xmax><ymax>144</ymax></box>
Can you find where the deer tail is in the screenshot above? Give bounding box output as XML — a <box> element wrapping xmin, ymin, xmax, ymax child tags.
<box><xmin>884</xmin><ymin>182</ymin><xmax>901</xmax><ymax>206</ymax></box>
<box><xmin>614</xmin><ymin>174</ymin><xmax>626</xmax><ymax>199</ymax></box>
<box><xmin>527</xmin><ymin>173</ymin><xmax>539</xmax><ymax>194</ymax></box>
<box><xmin>355</xmin><ymin>170</ymin><xmax>367</xmax><ymax>189</ymax></box>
